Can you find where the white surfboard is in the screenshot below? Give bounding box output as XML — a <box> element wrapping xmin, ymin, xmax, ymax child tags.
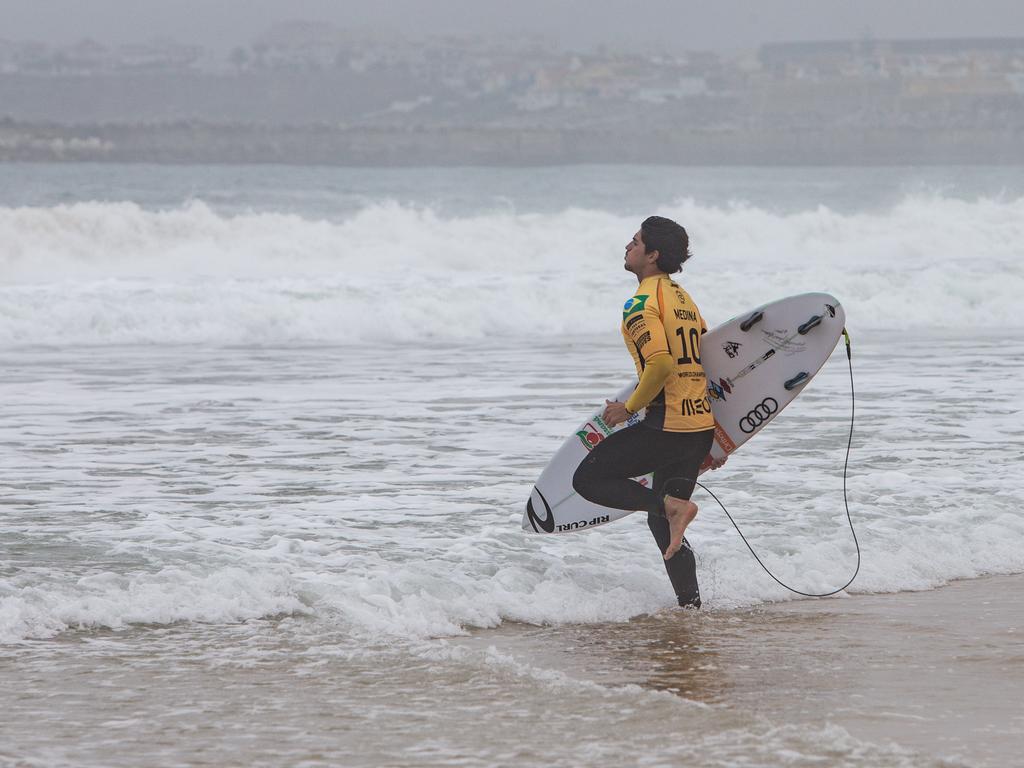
<box><xmin>523</xmin><ymin>292</ymin><xmax>846</xmax><ymax>534</ymax></box>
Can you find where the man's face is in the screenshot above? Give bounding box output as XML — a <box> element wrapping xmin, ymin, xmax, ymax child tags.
<box><xmin>624</xmin><ymin>230</ymin><xmax>653</xmax><ymax>274</ymax></box>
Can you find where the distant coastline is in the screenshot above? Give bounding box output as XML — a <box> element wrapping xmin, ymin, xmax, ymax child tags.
<box><xmin>3</xmin><ymin>33</ymin><xmax>1023</xmax><ymax>166</ymax></box>
<box><xmin>2</xmin><ymin>119</ymin><xmax>1022</xmax><ymax>166</ymax></box>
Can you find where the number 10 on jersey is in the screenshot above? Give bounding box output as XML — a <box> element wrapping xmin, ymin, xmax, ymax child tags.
<box><xmin>675</xmin><ymin>326</ymin><xmax>702</xmax><ymax>365</ymax></box>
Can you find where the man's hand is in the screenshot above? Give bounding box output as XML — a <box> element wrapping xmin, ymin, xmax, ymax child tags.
<box><xmin>707</xmin><ymin>453</ymin><xmax>728</xmax><ymax>470</ymax></box>
<box><xmin>602</xmin><ymin>400</ymin><xmax>631</xmax><ymax>427</ymax></box>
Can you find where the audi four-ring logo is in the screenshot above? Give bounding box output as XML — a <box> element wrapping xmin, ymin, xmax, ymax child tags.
<box><xmin>739</xmin><ymin>397</ymin><xmax>778</xmax><ymax>433</ymax></box>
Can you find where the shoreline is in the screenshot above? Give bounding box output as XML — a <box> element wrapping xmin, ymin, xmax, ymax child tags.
<box><xmin>459</xmin><ymin>573</ymin><xmax>1024</xmax><ymax>767</ymax></box>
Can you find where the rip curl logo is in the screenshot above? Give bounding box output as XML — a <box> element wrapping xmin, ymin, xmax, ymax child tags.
<box><xmin>556</xmin><ymin>515</ymin><xmax>610</xmax><ymax>532</ymax></box>
<box><xmin>526</xmin><ymin>487</ymin><xmax>555</xmax><ymax>533</ymax></box>
<box><xmin>622</xmin><ymin>295</ymin><xmax>648</xmax><ymax>319</ymax></box>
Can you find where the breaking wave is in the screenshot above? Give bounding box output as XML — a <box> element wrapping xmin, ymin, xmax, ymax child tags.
<box><xmin>1</xmin><ymin>194</ymin><xmax>1021</xmax><ymax>345</ymax></box>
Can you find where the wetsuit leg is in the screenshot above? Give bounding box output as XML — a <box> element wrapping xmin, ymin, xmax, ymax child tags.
<box><xmin>573</xmin><ymin>425</ymin><xmax>714</xmax><ymax>608</ymax></box>
<box><xmin>647</xmin><ymin>516</ymin><xmax>700</xmax><ymax>608</ymax></box>
<box><xmin>648</xmin><ymin>429</ymin><xmax>714</xmax><ymax>608</ymax></box>
<box><xmin>652</xmin><ymin>428</ymin><xmax>714</xmax><ymax>503</ymax></box>
<box><xmin>572</xmin><ymin>424</ymin><xmax>672</xmax><ymax>515</ymax></box>
<box><xmin>573</xmin><ymin>424</ymin><xmax>713</xmax><ymax>513</ymax></box>
<box><xmin>573</xmin><ymin>423</ymin><xmax>716</xmax><ymax>610</ymax></box>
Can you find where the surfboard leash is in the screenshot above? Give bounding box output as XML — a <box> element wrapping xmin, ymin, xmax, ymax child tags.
<box><xmin>695</xmin><ymin>327</ymin><xmax>860</xmax><ymax>598</ymax></box>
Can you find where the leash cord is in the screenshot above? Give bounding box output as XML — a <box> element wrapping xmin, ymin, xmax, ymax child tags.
<box><xmin>696</xmin><ymin>329</ymin><xmax>860</xmax><ymax>597</ymax></box>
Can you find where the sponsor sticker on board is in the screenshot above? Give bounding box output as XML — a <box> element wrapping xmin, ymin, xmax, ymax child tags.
<box><xmin>713</xmin><ymin>421</ymin><xmax>737</xmax><ymax>453</ymax></box>
<box><xmin>576</xmin><ymin>422</ymin><xmax>604</xmax><ymax>450</ymax></box>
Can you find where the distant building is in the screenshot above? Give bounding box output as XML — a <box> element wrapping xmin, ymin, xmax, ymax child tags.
<box><xmin>760</xmin><ymin>37</ymin><xmax>1024</xmax><ymax>81</ymax></box>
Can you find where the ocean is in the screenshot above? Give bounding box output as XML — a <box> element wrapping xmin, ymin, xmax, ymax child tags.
<box><xmin>1</xmin><ymin>163</ymin><xmax>1023</xmax><ymax>767</ymax></box>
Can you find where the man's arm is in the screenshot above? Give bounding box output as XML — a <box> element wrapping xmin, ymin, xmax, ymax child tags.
<box><xmin>624</xmin><ymin>354</ymin><xmax>672</xmax><ymax>414</ymax></box>
<box><xmin>603</xmin><ymin>353</ymin><xmax>673</xmax><ymax>426</ymax></box>
<box><xmin>606</xmin><ymin>298</ymin><xmax>675</xmax><ymax>426</ymax></box>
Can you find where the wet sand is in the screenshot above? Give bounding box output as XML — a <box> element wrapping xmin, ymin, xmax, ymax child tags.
<box><xmin>462</xmin><ymin>574</ymin><xmax>1024</xmax><ymax>767</ymax></box>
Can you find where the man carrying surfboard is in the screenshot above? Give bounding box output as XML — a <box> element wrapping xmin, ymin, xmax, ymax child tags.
<box><xmin>572</xmin><ymin>216</ymin><xmax>722</xmax><ymax>608</ymax></box>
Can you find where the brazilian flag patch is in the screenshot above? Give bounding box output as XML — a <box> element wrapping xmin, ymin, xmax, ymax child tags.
<box><xmin>622</xmin><ymin>295</ymin><xmax>649</xmax><ymax>319</ymax></box>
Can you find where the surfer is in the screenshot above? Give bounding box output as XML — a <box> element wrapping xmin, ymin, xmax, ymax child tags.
<box><xmin>572</xmin><ymin>216</ymin><xmax>723</xmax><ymax>608</ymax></box>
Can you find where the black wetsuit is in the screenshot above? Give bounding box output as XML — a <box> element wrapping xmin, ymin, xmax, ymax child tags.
<box><xmin>572</xmin><ymin>423</ymin><xmax>713</xmax><ymax>607</ymax></box>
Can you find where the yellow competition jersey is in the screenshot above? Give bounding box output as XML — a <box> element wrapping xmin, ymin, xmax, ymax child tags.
<box><xmin>621</xmin><ymin>274</ymin><xmax>714</xmax><ymax>432</ymax></box>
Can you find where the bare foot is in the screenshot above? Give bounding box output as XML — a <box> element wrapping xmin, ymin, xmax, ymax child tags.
<box><xmin>662</xmin><ymin>496</ymin><xmax>698</xmax><ymax>560</ymax></box>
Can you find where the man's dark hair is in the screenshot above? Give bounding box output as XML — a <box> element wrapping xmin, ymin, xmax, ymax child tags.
<box><xmin>641</xmin><ymin>216</ymin><xmax>692</xmax><ymax>274</ymax></box>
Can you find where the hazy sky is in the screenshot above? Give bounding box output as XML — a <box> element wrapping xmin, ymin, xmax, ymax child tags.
<box><xmin>4</xmin><ymin>0</ymin><xmax>1024</xmax><ymax>52</ymax></box>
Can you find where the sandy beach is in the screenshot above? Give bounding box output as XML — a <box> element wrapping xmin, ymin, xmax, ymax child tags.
<box><xmin>457</xmin><ymin>573</ymin><xmax>1024</xmax><ymax>767</ymax></box>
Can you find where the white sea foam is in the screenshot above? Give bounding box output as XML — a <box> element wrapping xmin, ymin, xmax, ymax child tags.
<box><xmin>1</xmin><ymin>195</ymin><xmax>1022</xmax><ymax>345</ymax></box>
<box><xmin>2</xmin><ymin>334</ymin><xmax>1021</xmax><ymax>645</ymax></box>
<box><xmin>0</xmin><ymin>566</ymin><xmax>306</xmax><ymax>643</ymax></box>
<box><xmin>2</xmin><ymin>494</ymin><xmax>1022</xmax><ymax>647</ymax></box>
